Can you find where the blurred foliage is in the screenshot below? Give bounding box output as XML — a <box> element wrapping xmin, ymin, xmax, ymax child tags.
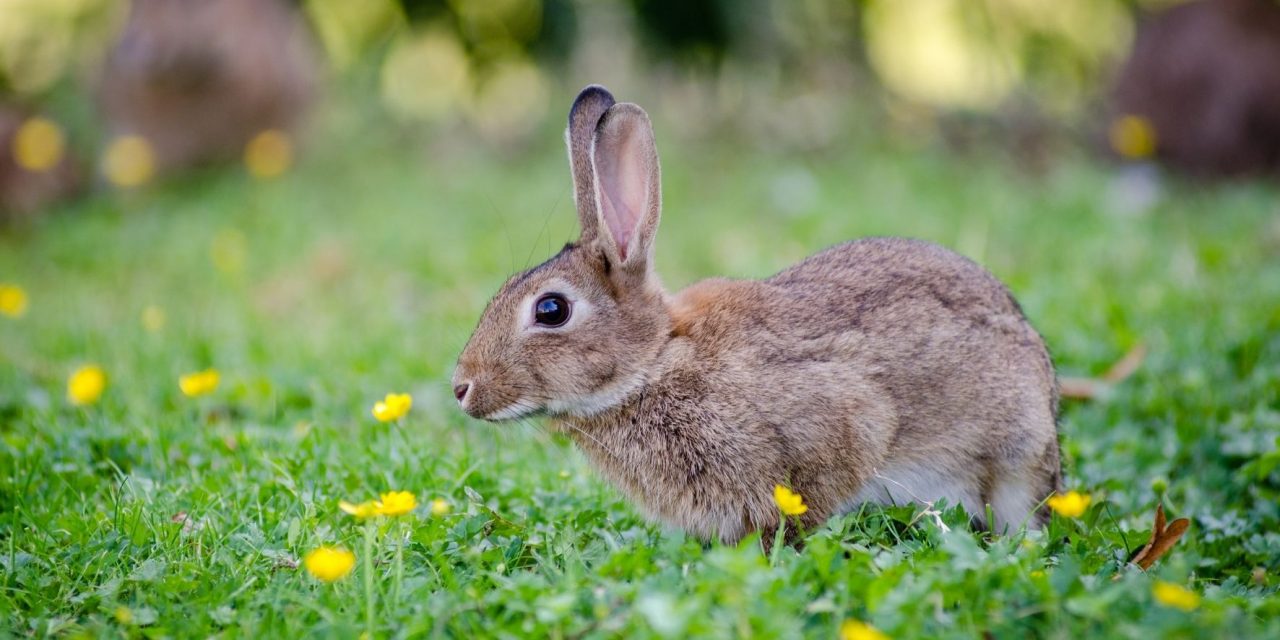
<box><xmin>863</xmin><ymin>0</ymin><xmax>1133</xmax><ymax>111</ymax></box>
<box><xmin>0</xmin><ymin>0</ymin><xmax>1191</xmax><ymax>124</ymax></box>
<box><xmin>0</xmin><ymin>0</ymin><xmax>121</xmax><ymax>97</ymax></box>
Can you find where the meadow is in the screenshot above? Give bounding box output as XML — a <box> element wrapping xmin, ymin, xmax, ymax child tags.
<box><xmin>2</xmin><ymin>109</ymin><xmax>1279</xmax><ymax>638</ymax></box>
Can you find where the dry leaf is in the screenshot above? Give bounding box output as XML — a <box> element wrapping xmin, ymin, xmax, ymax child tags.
<box><xmin>1129</xmin><ymin>503</ymin><xmax>1190</xmax><ymax>570</ymax></box>
<box><xmin>1060</xmin><ymin>343</ymin><xmax>1147</xmax><ymax>400</ymax></box>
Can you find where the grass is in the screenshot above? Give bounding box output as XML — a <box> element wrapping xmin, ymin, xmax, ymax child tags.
<box><xmin>2</xmin><ymin>102</ymin><xmax>1279</xmax><ymax>638</ymax></box>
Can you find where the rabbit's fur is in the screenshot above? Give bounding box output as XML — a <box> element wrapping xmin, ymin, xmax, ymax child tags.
<box><xmin>454</xmin><ymin>86</ymin><xmax>1060</xmax><ymax>543</ymax></box>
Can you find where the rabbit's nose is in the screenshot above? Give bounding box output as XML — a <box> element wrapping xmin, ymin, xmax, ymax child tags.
<box><xmin>453</xmin><ymin>382</ymin><xmax>471</xmax><ymax>403</ymax></box>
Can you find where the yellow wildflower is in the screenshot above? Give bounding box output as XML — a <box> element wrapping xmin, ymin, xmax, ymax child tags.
<box><xmin>179</xmin><ymin>369</ymin><xmax>220</xmax><ymax>397</ymax></box>
<box><xmin>773</xmin><ymin>484</ymin><xmax>808</xmax><ymax>516</ymax></box>
<box><xmin>141</xmin><ymin>305</ymin><xmax>166</xmax><ymax>332</ymax></box>
<box><xmin>244</xmin><ymin>129</ymin><xmax>294</xmax><ymax>179</ymax></box>
<box><xmin>1109</xmin><ymin>114</ymin><xmax>1157</xmax><ymax>160</ymax></box>
<box><xmin>342</xmin><ymin>491</ymin><xmax>418</xmax><ymax>518</ymax></box>
<box><xmin>1046</xmin><ymin>491</ymin><xmax>1091</xmax><ymax>518</ymax></box>
<box><xmin>12</xmin><ymin>117</ymin><xmax>64</xmax><ymax>172</ymax></box>
<box><xmin>304</xmin><ymin>547</ymin><xmax>355</xmax><ymax>583</ymax></box>
<box><xmin>114</xmin><ymin>606</ymin><xmax>133</xmax><ymax>625</ymax></box>
<box><xmin>430</xmin><ymin>498</ymin><xmax>451</xmax><ymax>516</ymax></box>
<box><xmin>67</xmin><ymin>365</ymin><xmax>107</xmax><ymax>406</ymax></box>
<box><xmin>339</xmin><ymin>500</ymin><xmax>379</xmax><ymax>519</ymax></box>
<box><xmin>377</xmin><ymin>491</ymin><xmax>417</xmax><ymax>516</ymax></box>
<box><xmin>840</xmin><ymin>619</ymin><xmax>889</xmax><ymax>640</ymax></box>
<box><xmin>372</xmin><ymin>392</ymin><xmax>412</xmax><ymax>422</ymax></box>
<box><xmin>103</xmin><ymin>135</ymin><xmax>156</xmax><ymax>188</ymax></box>
<box><xmin>1153</xmin><ymin>581</ymin><xmax>1200</xmax><ymax>612</ymax></box>
<box><xmin>0</xmin><ymin>283</ymin><xmax>28</xmax><ymax>318</ymax></box>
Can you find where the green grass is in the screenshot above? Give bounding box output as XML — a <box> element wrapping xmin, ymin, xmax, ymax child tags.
<box><xmin>2</xmin><ymin>108</ymin><xmax>1279</xmax><ymax>638</ymax></box>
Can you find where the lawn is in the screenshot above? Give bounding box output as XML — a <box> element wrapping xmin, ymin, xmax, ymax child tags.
<box><xmin>2</xmin><ymin>104</ymin><xmax>1279</xmax><ymax>638</ymax></box>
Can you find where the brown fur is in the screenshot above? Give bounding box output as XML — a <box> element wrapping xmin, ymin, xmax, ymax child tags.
<box><xmin>454</xmin><ymin>86</ymin><xmax>1061</xmax><ymax>544</ymax></box>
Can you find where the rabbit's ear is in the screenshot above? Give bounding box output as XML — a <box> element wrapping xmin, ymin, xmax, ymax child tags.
<box><xmin>591</xmin><ymin>102</ymin><xmax>661</xmax><ymax>271</ymax></box>
<box><xmin>566</xmin><ymin>85</ymin><xmax>615</xmax><ymax>243</ymax></box>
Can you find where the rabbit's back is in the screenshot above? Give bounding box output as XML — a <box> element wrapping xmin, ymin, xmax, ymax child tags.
<box><xmin>760</xmin><ymin>237</ymin><xmax>1060</xmax><ymax>524</ymax></box>
<box><xmin>765</xmin><ymin>237</ymin><xmax>1050</xmax><ymax>383</ymax></box>
<box><xmin>768</xmin><ymin>237</ymin><xmax>1025</xmax><ymax>323</ymax></box>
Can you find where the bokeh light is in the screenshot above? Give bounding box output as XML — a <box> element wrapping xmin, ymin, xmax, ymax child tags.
<box><xmin>244</xmin><ymin>130</ymin><xmax>295</xmax><ymax>180</ymax></box>
<box><xmin>466</xmin><ymin>56</ymin><xmax>550</xmax><ymax>140</ymax></box>
<box><xmin>304</xmin><ymin>0</ymin><xmax>405</xmax><ymax>70</ymax></box>
<box><xmin>141</xmin><ymin>305</ymin><xmax>166</xmax><ymax>333</ymax></box>
<box><xmin>1110</xmin><ymin>114</ymin><xmax>1157</xmax><ymax>160</ymax></box>
<box><xmin>381</xmin><ymin>29</ymin><xmax>472</xmax><ymax>122</ymax></box>
<box><xmin>864</xmin><ymin>0</ymin><xmax>1133</xmax><ymax>111</ymax></box>
<box><xmin>102</xmin><ymin>135</ymin><xmax>156</xmax><ymax>188</ymax></box>
<box><xmin>0</xmin><ymin>0</ymin><xmax>118</xmax><ymax>96</ymax></box>
<box><xmin>864</xmin><ymin>0</ymin><xmax>1019</xmax><ymax>110</ymax></box>
<box><xmin>210</xmin><ymin>229</ymin><xmax>248</xmax><ymax>276</ymax></box>
<box><xmin>11</xmin><ymin>117</ymin><xmax>65</xmax><ymax>172</ymax></box>
<box><xmin>0</xmin><ymin>283</ymin><xmax>29</xmax><ymax>318</ymax></box>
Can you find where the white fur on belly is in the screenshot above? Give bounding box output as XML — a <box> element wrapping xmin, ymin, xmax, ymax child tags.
<box><xmin>847</xmin><ymin>463</ymin><xmax>981</xmax><ymax>518</ymax></box>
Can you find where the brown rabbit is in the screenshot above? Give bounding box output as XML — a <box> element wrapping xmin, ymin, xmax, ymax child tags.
<box><xmin>453</xmin><ymin>86</ymin><xmax>1061</xmax><ymax>544</ymax></box>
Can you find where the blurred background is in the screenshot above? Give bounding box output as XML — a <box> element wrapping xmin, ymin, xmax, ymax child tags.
<box><xmin>1</xmin><ymin>0</ymin><xmax>1277</xmax><ymax>223</ymax></box>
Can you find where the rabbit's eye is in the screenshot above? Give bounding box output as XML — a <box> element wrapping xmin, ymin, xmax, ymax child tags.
<box><xmin>534</xmin><ymin>293</ymin><xmax>571</xmax><ymax>327</ymax></box>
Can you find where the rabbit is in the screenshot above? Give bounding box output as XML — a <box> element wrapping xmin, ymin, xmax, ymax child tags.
<box><xmin>452</xmin><ymin>85</ymin><xmax>1061</xmax><ymax>545</ymax></box>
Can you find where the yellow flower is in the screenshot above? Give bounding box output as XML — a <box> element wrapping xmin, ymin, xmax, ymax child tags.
<box><xmin>1153</xmin><ymin>581</ymin><xmax>1201</xmax><ymax>612</ymax></box>
<box><xmin>430</xmin><ymin>498</ymin><xmax>451</xmax><ymax>516</ymax></box>
<box><xmin>340</xmin><ymin>500</ymin><xmax>379</xmax><ymax>519</ymax></box>
<box><xmin>372</xmin><ymin>392</ymin><xmax>412</xmax><ymax>422</ymax></box>
<box><xmin>12</xmin><ymin>117</ymin><xmax>65</xmax><ymax>172</ymax></box>
<box><xmin>840</xmin><ymin>619</ymin><xmax>889</xmax><ymax>640</ymax></box>
<box><xmin>376</xmin><ymin>491</ymin><xmax>417</xmax><ymax>516</ymax></box>
<box><xmin>304</xmin><ymin>547</ymin><xmax>355</xmax><ymax>582</ymax></box>
<box><xmin>244</xmin><ymin>129</ymin><xmax>294</xmax><ymax>179</ymax></box>
<box><xmin>114</xmin><ymin>606</ymin><xmax>133</xmax><ymax>625</ymax></box>
<box><xmin>342</xmin><ymin>491</ymin><xmax>418</xmax><ymax>518</ymax></box>
<box><xmin>179</xmin><ymin>369</ymin><xmax>220</xmax><ymax>397</ymax></box>
<box><xmin>773</xmin><ymin>484</ymin><xmax>808</xmax><ymax>516</ymax></box>
<box><xmin>1047</xmin><ymin>491</ymin><xmax>1092</xmax><ymax>518</ymax></box>
<box><xmin>141</xmin><ymin>305</ymin><xmax>166</xmax><ymax>332</ymax></box>
<box><xmin>103</xmin><ymin>135</ymin><xmax>156</xmax><ymax>188</ymax></box>
<box><xmin>67</xmin><ymin>365</ymin><xmax>107</xmax><ymax>406</ymax></box>
<box><xmin>1109</xmin><ymin>114</ymin><xmax>1157</xmax><ymax>160</ymax></box>
<box><xmin>0</xmin><ymin>283</ymin><xmax>29</xmax><ymax>318</ymax></box>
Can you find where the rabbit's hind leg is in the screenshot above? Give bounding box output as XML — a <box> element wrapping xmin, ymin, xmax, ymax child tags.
<box><xmin>985</xmin><ymin>461</ymin><xmax>1055</xmax><ymax>533</ymax></box>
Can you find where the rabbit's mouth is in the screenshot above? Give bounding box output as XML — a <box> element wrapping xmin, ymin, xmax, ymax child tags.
<box><xmin>479</xmin><ymin>399</ymin><xmax>543</xmax><ymax>422</ymax></box>
<box><xmin>452</xmin><ymin>367</ymin><xmax>544</xmax><ymax>422</ymax></box>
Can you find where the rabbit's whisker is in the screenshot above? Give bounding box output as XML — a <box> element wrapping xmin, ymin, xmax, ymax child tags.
<box><xmin>556</xmin><ymin>421</ymin><xmax>625</xmax><ymax>466</ymax></box>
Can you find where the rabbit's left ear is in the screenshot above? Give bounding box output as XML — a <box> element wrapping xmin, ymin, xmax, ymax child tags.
<box><xmin>591</xmin><ymin>102</ymin><xmax>661</xmax><ymax>275</ymax></box>
<box><xmin>567</xmin><ymin>85</ymin><xmax>615</xmax><ymax>245</ymax></box>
